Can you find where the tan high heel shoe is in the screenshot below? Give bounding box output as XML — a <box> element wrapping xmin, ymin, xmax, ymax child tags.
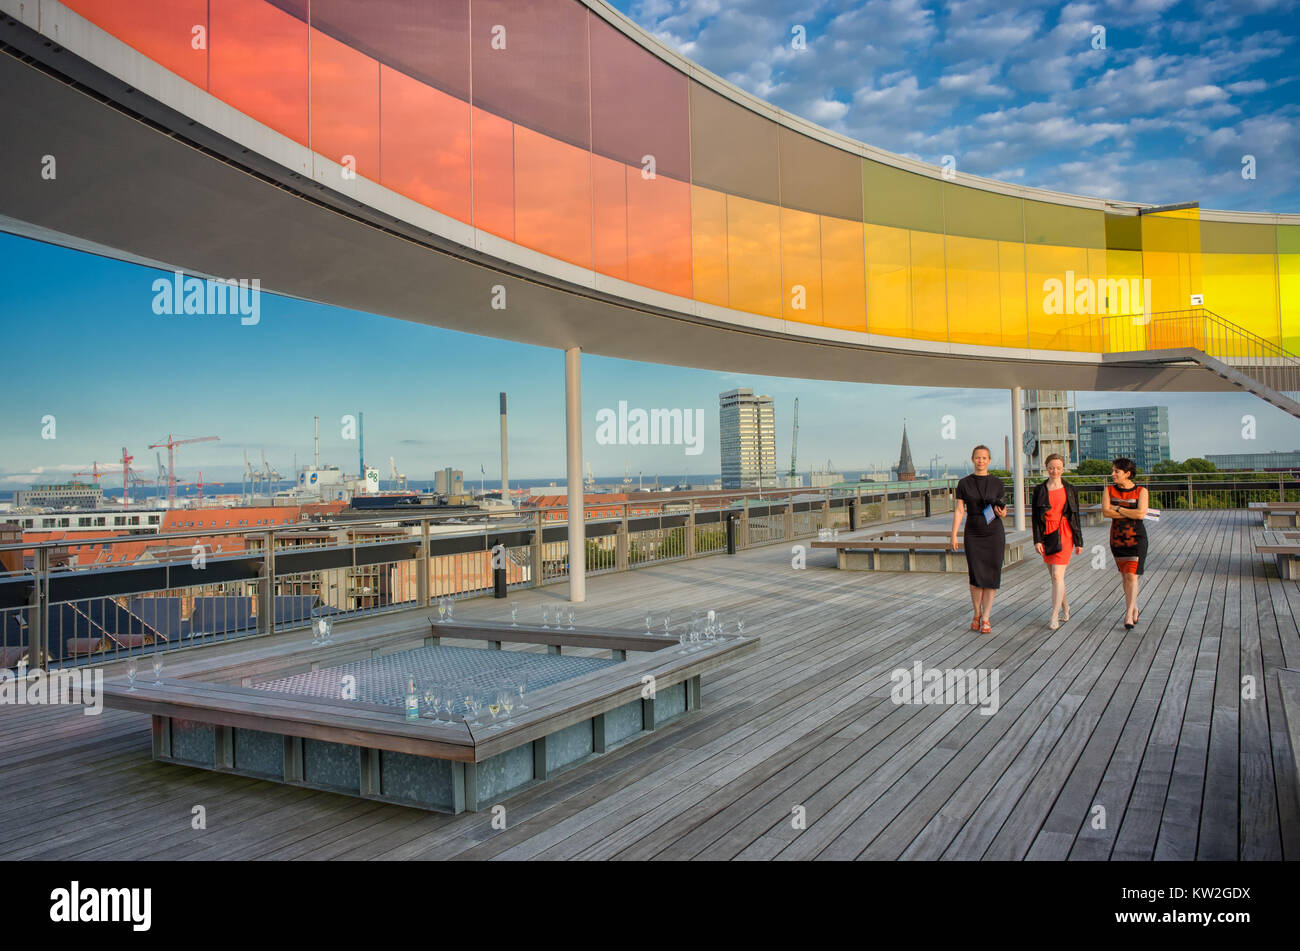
<box><xmin>1061</xmin><ymin>600</ymin><xmax>1070</xmax><ymax>622</ymax></box>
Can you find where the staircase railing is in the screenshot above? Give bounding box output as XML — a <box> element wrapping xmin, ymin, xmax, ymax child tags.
<box><xmin>1099</xmin><ymin>307</ymin><xmax>1300</xmax><ymax>401</ymax></box>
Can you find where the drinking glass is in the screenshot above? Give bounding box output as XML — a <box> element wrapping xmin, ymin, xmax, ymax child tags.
<box><xmin>465</xmin><ymin>694</ymin><xmax>481</xmax><ymax>725</ymax></box>
<box><xmin>515</xmin><ymin>680</ymin><xmax>529</xmax><ymax>712</ymax></box>
<box><xmin>500</xmin><ymin>688</ymin><xmax>515</xmax><ymax>727</ymax></box>
<box><xmin>152</xmin><ymin>657</ymin><xmax>163</xmax><ymax>685</ymax></box>
<box><xmin>319</xmin><ymin>617</ymin><xmax>333</xmax><ymax>646</ymax></box>
<box><xmin>442</xmin><ymin>691</ymin><xmax>458</xmax><ymax>724</ymax></box>
<box><xmin>446</xmin><ymin>600</ymin><xmax>455</xmax><ymax>621</ymax></box>
<box><xmin>126</xmin><ymin>659</ymin><xmax>138</xmax><ymax>692</ymax></box>
<box><xmin>422</xmin><ymin>683</ymin><xmax>436</xmax><ymax>718</ymax></box>
<box><xmin>689</xmin><ymin>620</ymin><xmax>702</xmax><ymax>653</ymax></box>
<box><xmin>644</xmin><ymin>609</ymin><xmax>653</xmax><ymax>632</ymax></box>
<box><xmin>541</xmin><ymin>605</ymin><xmax>550</xmax><ymax>629</ymax></box>
<box><xmin>678</xmin><ymin>628</ymin><xmax>691</xmax><ymax>655</ymax></box>
<box><xmin>510</xmin><ymin>602</ymin><xmax>519</xmax><ymax>626</ymax></box>
<box><xmin>736</xmin><ymin>618</ymin><xmax>746</xmax><ymax>640</ymax></box>
<box><xmin>567</xmin><ymin>608</ymin><xmax>576</xmax><ymax>631</ymax></box>
<box><xmin>311</xmin><ymin>620</ymin><xmax>321</xmax><ymax>647</ymax></box>
<box><xmin>437</xmin><ymin>599</ymin><xmax>447</xmax><ymax>622</ymax></box>
<box><xmin>486</xmin><ymin>694</ymin><xmax>503</xmax><ymax>731</ymax></box>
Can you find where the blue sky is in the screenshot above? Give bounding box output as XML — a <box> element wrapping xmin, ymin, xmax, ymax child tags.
<box><xmin>2</xmin><ymin>0</ymin><xmax>1299</xmax><ymax>488</ymax></box>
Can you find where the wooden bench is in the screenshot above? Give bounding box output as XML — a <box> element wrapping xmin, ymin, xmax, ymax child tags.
<box><xmin>102</xmin><ymin>618</ymin><xmax>758</xmax><ymax>813</ymax></box>
<box><xmin>1255</xmin><ymin>530</ymin><xmax>1300</xmax><ymax>579</ymax></box>
<box><xmin>810</xmin><ymin>528</ymin><xmax>1032</xmax><ymax>573</ymax></box>
<box><xmin>1278</xmin><ymin>669</ymin><xmax>1300</xmax><ymax>789</ymax></box>
<box><xmin>1249</xmin><ymin>501</ymin><xmax>1300</xmax><ymax>528</ymax></box>
<box><xmin>1079</xmin><ymin>504</ymin><xmax>1105</xmax><ymax>527</ymax></box>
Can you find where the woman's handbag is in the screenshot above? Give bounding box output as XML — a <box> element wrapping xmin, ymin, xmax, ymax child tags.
<box><xmin>1041</xmin><ymin>527</ymin><xmax>1063</xmax><ymax>556</ymax></box>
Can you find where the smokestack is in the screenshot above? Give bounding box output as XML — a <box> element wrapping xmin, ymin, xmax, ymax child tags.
<box><xmin>314</xmin><ymin>416</ymin><xmax>319</xmax><ymax>469</ymax></box>
<box><xmin>500</xmin><ymin>392</ymin><xmax>510</xmax><ymax>505</ymax></box>
<box><xmin>358</xmin><ymin>411</ymin><xmax>365</xmax><ymax>477</ymax></box>
<box><xmin>1004</xmin><ymin>435</ymin><xmax>1010</xmax><ymax>472</ymax></box>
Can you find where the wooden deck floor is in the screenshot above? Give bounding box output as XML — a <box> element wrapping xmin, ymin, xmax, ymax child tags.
<box><xmin>2</xmin><ymin>509</ymin><xmax>1297</xmax><ymax>860</ymax></box>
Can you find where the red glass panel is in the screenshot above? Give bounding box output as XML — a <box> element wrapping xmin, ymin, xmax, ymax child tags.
<box><xmin>472</xmin><ymin>108</ymin><xmax>514</xmax><ymax>241</ymax></box>
<box><xmin>380</xmin><ymin>65</ymin><xmax>471</xmax><ymax>223</ymax></box>
<box><xmin>592</xmin><ymin>155</ymin><xmax>628</xmax><ymax>280</ymax></box>
<box><xmin>627</xmin><ymin>170</ymin><xmax>692</xmax><ymax>298</ymax></box>
<box><xmin>62</xmin><ymin>0</ymin><xmax>208</xmax><ymax>89</ymax></box>
<box><xmin>514</xmin><ymin>125</ymin><xmax>592</xmax><ymax>269</ymax></box>
<box><xmin>210</xmin><ymin>0</ymin><xmax>309</xmax><ymax>145</ymax></box>
<box><xmin>311</xmin><ymin>28</ymin><xmax>379</xmax><ymax>178</ymax></box>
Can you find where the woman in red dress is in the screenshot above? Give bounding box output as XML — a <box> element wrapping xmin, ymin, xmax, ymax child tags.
<box><xmin>1031</xmin><ymin>453</ymin><xmax>1084</xmax><ymax>630</ymax></box>
<box><xmin>1103</xmin><ymin>457</ymin><xmax>1149</xmax><ymax>630</ymax></box>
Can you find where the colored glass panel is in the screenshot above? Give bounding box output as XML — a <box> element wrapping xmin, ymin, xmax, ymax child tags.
<box><xmin>781</xmin><ymin>208</ymin><xmax>823</xmax><ymax>323</ymax></box>
<box><xmin>689</xmin><ymin>83</ymin><xmax>779</xmax><ymax>204</ymax></box>
<box><xmin>311</xmin><ymin>28</ymin><xmax>379</xmax><ymax>178</ymax></box>
<box><xmin>1201</xmin><ymin>253</ymin><xmax>1279</xmax><ymax>343</ymax></box>
<box><xmin>62</xmin><ymin>0</ymin><xmax>208</xmax><ymax>89</ymax></box>
<box><xmin>865</xmin><ymin>224</ymin><xmax>911</xmax><ymax>338</ymax></box>
<box><xmin>1026</xmin><ymin>244</ymin><xmax>1090</xmax><ymax>351</ymax></box>
<box><xmin>998</xmin><ymin>241</ymin><xmax>1028</xmax><ymax>348</ymax></box>
<box><xmin>626</xmin><ymin>170</ymin><xmax>693</xmax><ymax>298</ymax></box>
<box><xmin>470</xmin><ymin>0</ymin><xmax>590</xmax><ymax>149</ymax></box>
<box><xmin>513</xmin><ymin>125</ymin><xmax>592</xmax><ymax>269</ymax></box>
<box><xmin>943</xmin><ymin>184</ymin><xmax>1023</xmax><ymax>243</ymax></box>
<box><xmin>1141</xmin><ymin>211</ymin><xmax>1201</xmax><ymax>314</ymax></box>
<box><xmin>210</xmin><ymin>0</ymin><xmax>309</xmax><ymax>145</ymax></box>
<box><xmin>592</xmin><ymin>155</ymin><xmax>628</xmax><ymax>280</ymax></box>
<box><xmin>590</xmin><ymin>15</ymin><xmax>690</xmax><ymax>182</ymax></box>
<box><xmin>863</xmin><ymin>162</ymin><xmax>943</xmax><ymax>233</ymax></box>
<box><xmin>1023</xmin><ymin>200</ymin><xmax>1104</xmax><ymax>249</ymax></box>
<box><xmin>779</xmin><ymin>128</ymin><xmax>863</xmax><ymax>221</ymax></box>
<box><xmin>821</xmin><ymin>218</ymin><xmax>867</xmax><ymax>332</ymax></box>
<box><xmin>1280</xmin><ymin>251</ymin><xmax>1300</xmax><ymax>353</ymax></box>
<box><xmin>945</xmin><ymin>235</ymin><xmax>1002</xmax><ymax>347</ymax></box>
<box><xmin>472</xmin><ymin>108</ymin><xmax>514</xmax><ymax>241</ymax></box>
<box><xmin>910</xmin><ymin>231</ymin><xmax>947</xmax><ymax>342</ymax></box>
<box><xmin>727</xmin><ymin>196</ymin><xmax>781</xmax><ymax>318</ymax></box>
<box><xmin>691</xmin><ymin>186</ymin><xmax>728</xmax><ymax>308</ymax></box>
<box><xmin>309</xmin><ymin>0</ymin><xmax>470</xmax><ymax>100</ymax></box>
<box><xmin>379</xmin><ymin>65</ymin><xmax>471</xmax><ymax>223</ymax></box>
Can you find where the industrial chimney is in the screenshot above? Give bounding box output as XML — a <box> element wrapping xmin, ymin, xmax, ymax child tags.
<box><xmin>500</xmin><ymin>392</ymin><xmax>510</xmax><ymax>506</ymax></box>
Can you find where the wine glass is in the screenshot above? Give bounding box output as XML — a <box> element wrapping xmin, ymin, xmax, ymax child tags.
<box><xmin>151</xmin><ymin>657</ymin><xmax>163</xmax><ymax>684</ymax></box>
<box><xmin>486</xmin><ymin>693</ymin><xmax>503</xmax><ymax>731</ymax></box>
<box><xmin>500</xmin><ymin>687</ymin><xmax>515</xmax><ymax>727</ymax></box>
<box><xmin>437</xmin><ymin>598</ymin><xmax>447</xmax><ymax>622</ymax></box>
<box><xmin>644</xmin><ymin>609</ymin><xmax>653</xmax><ymax>633</ymax></box>
<box><xmin>690</xmin><ymin>619</ymin><xmax>703</xmax><ymax>653</ymax></box>
<box><xmin>541</xmin><ymin>605</ymin><xmax>550</xmax><ymax>629</ymax></box>
<box><xmin>126</xmin><ymin>658</ymin><xmax>138</xmax><ymax>692</ymax></box>
<box><xmin>465</xmin><ymin>693</ymin><xmax>481</xmax><ymax>726</ymax></box>
<box><xmin>311</xmin><ymin>619</ymin><xmax>321</xmax><ymax>647</ymax></box>
<box><xmin>442</xmin><ymin>690</ymin><xmax>457</xmax><ymax>725</ymax></box>
<box><xmin>319</xmin><ymin>617</ymin><xmax>333</xmax><ymax>646</ymax></box>
<box><xmin>567</xmin><ymin>608</ymin><xmax>576</xmax><ymax>631</ymax></box>
<box><xmin>736</xmin><ymin>618</ymin><xmax>746</xmax><ymax>640</ymax></box>
<box><xmin>422</xmin><ymin>683</ymin><xmax>436</xmax><ymax>719</ymax></box>
<box><xmin>678</xmin><ymin>627</ymin><xmax>691</xmax><ymax>655</ymax></box>
<box><xmin>446</xmin><ymin>599</ymin><xmax>455</xmax><ymax>621</ymax></box>
<box><xmin>510</xmin><ymin>601</ymin><xmax>519</xmax><ymax>626</ymax></box>
<box><xmin>515</xmin><ymin>680</ymin><xmax>529</xmax><ymax>712</ymax></box>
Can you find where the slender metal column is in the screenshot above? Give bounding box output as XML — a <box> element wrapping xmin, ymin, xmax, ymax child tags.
<box><xmin>1010</xmin><ymin>387</ymin><xmax>1026</xmax><ymax>531</ymax></box>
<box><xmin>565</xmin><ymin>347</ymin><xmax>586</xmax><ymax>602</ymax></box>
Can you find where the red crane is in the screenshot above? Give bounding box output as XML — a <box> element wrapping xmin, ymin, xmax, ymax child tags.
<box><xmin>119</xmin><ymin>447</ymin><xmax>133</xmax><ymax>508</ymax></box>
<box><xmin>149</xmin><ymin>434</ymin><xmax>220</xmax><ymax>506</ymax></box>
<box><xmin>71</xmin><ymin>461</ymin><xmax>106</xmax><ymax>484</ymax></box>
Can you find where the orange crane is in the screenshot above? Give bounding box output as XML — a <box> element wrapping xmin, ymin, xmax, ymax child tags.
<box><xmin>119</xmin><ymin>448</ymin><xmax>134</xmax><ymax>508</ymax></box>
<box><xmin>149</xmin><ymin>434</ymin><xmax>219</xmax><ymax>506</ymax></box>
<box><xmin>71</xmin><ymin>461</ymin><xmax>106</xmax><ymax>484</ymax></box>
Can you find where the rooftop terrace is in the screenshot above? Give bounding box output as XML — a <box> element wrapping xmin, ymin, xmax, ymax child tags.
<box><xmin>2</xmin><ymin>508</ymin><xmax>1296</xmax><ymax>860</ymax></box>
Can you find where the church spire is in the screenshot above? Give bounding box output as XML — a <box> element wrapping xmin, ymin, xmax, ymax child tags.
<box><xmin>896</xmin><ymin>423</ymin><xmax>916</xmax><ymax>482</ymax></box>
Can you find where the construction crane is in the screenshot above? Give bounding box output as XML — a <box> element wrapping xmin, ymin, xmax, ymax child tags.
<box><xmin>390</xmin><ymin>456</ymin><xmax>406</xmax><ymax>490</ymax></box>
<box><xmin>789</xmin><ymin>397</ymin><xmax>799</xmax><ymax>483</ymax></box>
<box><xmin>149</xmin><ymin>434</ymin><xmax>220</xmax><ymax>505</ymax></box>
<box><xmin>243</xmin><ymin>451</ymin><xmax>256</xmax><ymax>501</ymax></box>
<box><xmin>118</xmin><ymin>448</ymin><xmax>133</xmax><ymax>508</ymax></box>
<box><xmin>71</xmin><ymin>461</ymin><xmax>106</xmax><ymax>484</ymax></box>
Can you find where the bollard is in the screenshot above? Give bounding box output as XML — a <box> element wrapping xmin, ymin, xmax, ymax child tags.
<box><xmin>492</xmin><ymin>538</ymin><xmax>507</xmax><ymax>598</ymax></box>
<box><xmin>726</xmin><ymin>513</ymin><xmax>737</xmax><ymax>555</ymax></box>
<box><xmin>924</xmin><ymin>491</ymin><xmax>932</xmax><ymax>518</ymax></box>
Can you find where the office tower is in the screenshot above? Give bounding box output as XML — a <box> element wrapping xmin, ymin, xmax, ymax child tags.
<box><xmin>720</xmin><ymin>388</ymin><xmax>777</xmax><ymax>489</ymax></box>
<box><xmin>1071</xmin><ymin>406</ymin><xmax>1171</xmax><ymax>472</ymax></box>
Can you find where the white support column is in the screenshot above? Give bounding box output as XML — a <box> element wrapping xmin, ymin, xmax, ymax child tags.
<box><xmin>1010</xmin><ymin>386</ymin><xmax>1026</xmax><ymax>531</ymax></box>
<box><xmin>565</xmin><ymin>347</ymin><xmax>586</xmax><ymax>602</ymax></box>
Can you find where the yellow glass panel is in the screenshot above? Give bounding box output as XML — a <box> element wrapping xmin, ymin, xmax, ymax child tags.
<box><xmin>1281</xmin><ymin>253</ymin><xmax>1300</xmax><ymax>353</ymax></box>
<box><xmin>865</xmin><ymin>224</ymin><xmax>911</xmax><ymax>338</ymax></box>
<box><xmin>1103</xmin><ymin>249</ymin><xmax>1146</xmax><ymax>350</ymax></box>
<box><xmin>691</xmin><ymin>185</ymin><xmax>728</xmax><ymax>308</ymax></box>
<box><xmin>1026</xmin><ymin>244</ymin><xmax>1090</xmax><ymax>351</ymax></box>
<box><xmin>781</xmin><ymin>207</ymin><xmax>822</xmax><ymax>324</ymax></box>
<box><xmin>998</xmin><ymin>241</ymin><xmax>1027</xmax><ymax>348</ymax></box>
<box><xmin>945</xmin><ymin>234</ymin><xmax>1001</xmax><ymax>347</ymax></box>
<box><xmin>727</xmin><ymin>196</ymin><xmax>781</xmax><ymax>318</ymax></box>
<box><xmin>1201</xmin><ymin>252</ymin><xmax>1280</xmax><ymax>343</ymax></box>
<box><xmin>911</xmin><ymin>230</ymin><xmax>947</xmax><ymax>342</ymax></box>
<box><xmin>821</xmin><ymin>217</ymin><xmax>866</xmax><ymax>333</ymax></box>
<box><xmin>1141</xmin><ymin>211</ymin><xmax>1202</xmax><ymax>314</ymax></box>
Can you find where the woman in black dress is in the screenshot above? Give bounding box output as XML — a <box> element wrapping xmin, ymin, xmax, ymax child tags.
<box><xmin>949</xmin><ymin>445</ymin><xmax>1007</xmax><ymax>633</ymax></box>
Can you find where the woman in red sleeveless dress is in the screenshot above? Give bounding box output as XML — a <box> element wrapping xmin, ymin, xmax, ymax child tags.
<box><xmin>1103</xmin><ymin>457</ymin><xmax>1149</xmax><ymax>630</ymax></box>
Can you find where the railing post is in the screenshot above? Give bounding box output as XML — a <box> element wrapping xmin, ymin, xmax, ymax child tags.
<box><xmin>740</xmin><ymin>503</ymin><xmax>750</xmax><ymax>549</ymax></box>
<box><xmin>1187</xmin><ymin>475</ymin><xmax>1194</xmax><ymax>510</ymax></box>
<box><xmin>257</xmin><ymin>531</ymin><xmax>275</xmax><ymax>634</ymax></box>
<box><xmin>1280</xmin><ymin>473</ymin><xmax>1286</xmax><ymax>503</ymax></box>
<box><xmin>28</xmin><ymin>546</ymin><xmax>49</xmax><ymax>669</ymax></box>
<box><xmin>530</xmin><ymin>510</ymin><xmax>543</xmax><ymax>588</ymax></box>
<box><xmin>616</xmin><ymin>503</ymin><xmax>629</xmax><ymax>571</ymax></box>
<box><xmin>784</xmin><ymin>497</ymin><xmax>794</xmax><ymax>539</ymax></box>
<box><xmin>685</xmin><ymin>499</ymin><xmax>696</xmax><ymax>558</ymax></box>
<box><xmin>416</xmin><ymin>519</ymin><xmax>430</xmax><ymax>607</ymax></box>
<box><xmin>850</xmin><ymin>487</ymin><xmax>860</xmax><ymax>531</ymax></box>
<box><xmin>821</xmin><ymin>489</ymin><xmax>830</xmax><ymax>530</ymax></box>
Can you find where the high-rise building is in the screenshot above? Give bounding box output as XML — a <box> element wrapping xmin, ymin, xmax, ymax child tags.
<box><xmin>1023</xmin><ymin>390</ymin><xmax>1077</xmax><ymax>471</ymax></box>
<box><xmin>1070</xmin><ymin>406</ymin><xmax>1171</xmax><ymax>472</ymax></box>
<box><xmin>719</xmin><ymin>388</ymin><xmax>777</xmax><ymax>489</ymax></box>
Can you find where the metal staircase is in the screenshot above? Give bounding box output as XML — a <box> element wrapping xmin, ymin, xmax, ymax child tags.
<box><xmin>1098</xmin><ymin>308</ymin><xmax>1300</xmax><ymax>419</ymax></box>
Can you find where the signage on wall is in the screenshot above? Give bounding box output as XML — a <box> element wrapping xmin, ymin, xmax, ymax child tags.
<box><xmin>1190</xmin><ymin>294</ymin><xmax>1204</xmax><ymax>305</ymax></box>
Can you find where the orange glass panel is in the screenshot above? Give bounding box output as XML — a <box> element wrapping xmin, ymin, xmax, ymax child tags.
<box><xmin>781</xmin><ymin>208</ymin><xmax>822</xmax><ymax>324</ymax></box>
<box><xmin>910</xmin><ymin>231</ymin><xmax>947</xmax><ymax>342</ymax></box>
<box><xmin>1141</xmin><ymin>212</ymin><xmax>1202</xmax><ymax>314</ymax></box>
<box><xmin>62</xmin><ymin>0</ymin><xmax>208</xmax><ymax>88</ymax></box>
<box><xmin>627</xmin><ymin>171</ymin><xmax>692</xmax><ymax>298</ymax></box>
<box><xmin>379</xmin><ymin>65</ymin><xmax>471</xmax><ymax>223</ymax></box>
<box><xmin>945</xmin><ymin>235</ymin><xmax>1001</xmax><ymax>347</ymax></box>
<box><xmin>691</xmin><ymin>186</ymin><xmax>728</xmax><ymax>308</ymax></box>
<box><xmin>727</xmin><ymin>196</ymin><xmax>780</xmax><ymax>318</ymax></box>
<box><xmin>513</xmin><ymin>126</ymin><xmax>592</xmax><ymax>269</ymax></box>
<box><xmin>472</xmin><ymin>107</ymin><xmax>514</xmax><ymax>241</ymax></box>
<box><xmin>821</xmin><ymin>217</ymin><xmax>866</xmax><ymax>332</ymax></box>
<box><xmin>311</xmin><ymin>28</ymin><xmax>379</xmax><ymax>178</ymax></box>
<box><xmin>592</xmin><ymin>155</ymin><xmax>628</xmax><ymax>281</ymax></box>
<box><xmin>1026</xmin><ymin>244</ymin><xmax>1090</xmax><ymax>351</ymax></box>
<box><xmin>865</xmin><ymin>224</ymin><xmax>911</xmax><ymax>338</ymax></box>
<box><xmin>998</xmin><ymin>241</ymin><xmax>1027</xmax><ymax>348</ymax></box>
<box><xmin>210</xmin><ymin>0</ymin><xmax>309</xmax><ymax>145</ymax></box>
